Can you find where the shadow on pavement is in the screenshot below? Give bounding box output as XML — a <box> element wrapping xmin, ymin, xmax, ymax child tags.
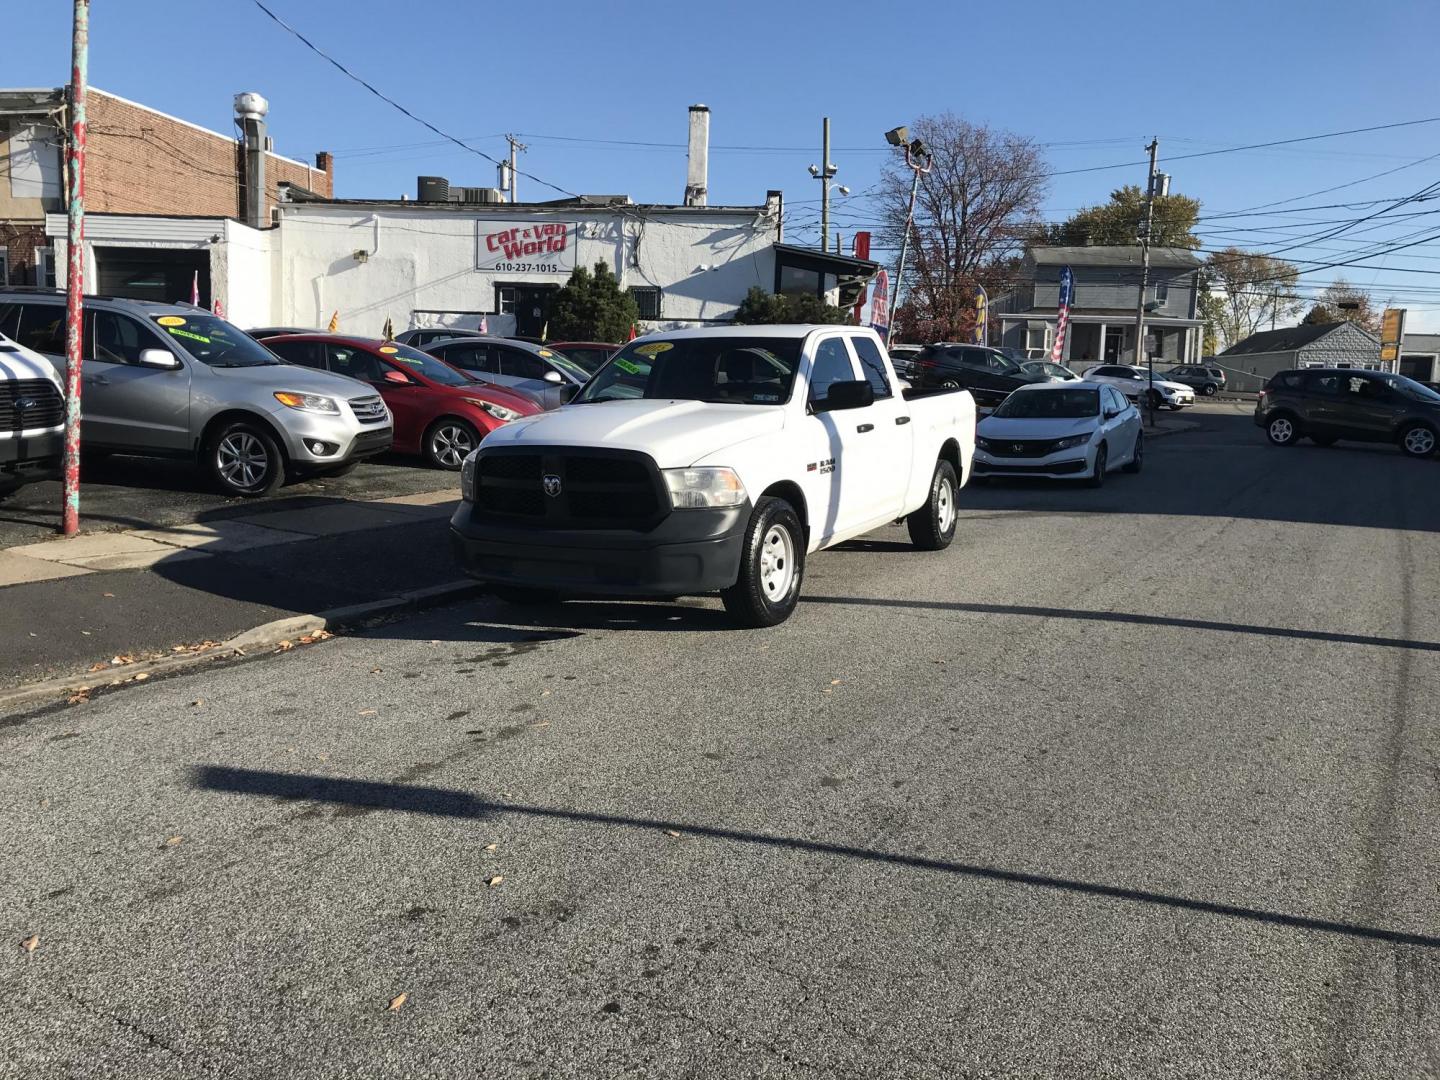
<box><xmin>369</xmin><ymin>597</ymin><xmax>739</xmax><ymax>641</ymax></box>
<box><xmin>193</xmin><ymin>764</ymin><xmax>1440</xmax><ymax>950</ymax></box>
<box><xmin>802</xmin><ymin>595</ymin><xmax>1440</xmax><ymax>653</ymax></box>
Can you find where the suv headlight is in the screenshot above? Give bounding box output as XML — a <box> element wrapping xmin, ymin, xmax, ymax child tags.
<box><xmin>1053</xmin><ymin>432</ymin><xmax>1093</xmax><ymax>450</ymax></box>
<box><xmin>663</xmin><ymin>467</ymin><xmax>747</xmax><ymax>509</ymax></box>
<box><xmin>466</xmin><ymin>398</ymin><xmax>522</xmax><ymax>422</ymax></box>
<box><xmin>460</xmin><ymin>451</ymin><xmax>478</xmax><ymax>503</ymax></box>
<box><xmin>274</xmin><ymin>391</ymin><xmax>340</xmax><ymax>414</ymax></box>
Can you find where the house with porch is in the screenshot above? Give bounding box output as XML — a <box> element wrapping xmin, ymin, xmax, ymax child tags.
<box><xmin>995</xmin><ymin>245</ymin><xmax>1206</xmax><ymax>369</ymax></box>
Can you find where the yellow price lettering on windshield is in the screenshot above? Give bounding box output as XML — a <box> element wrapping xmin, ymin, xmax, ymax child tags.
<box><xmin>156</xmin><ymin>316</ymin><xmax>186</xmax><ymax>327</ymax></box>
<box><xmin>379</xmin><ymin>346</ymin><xmax>399</xmax><ymax>354</ymax></box>
<box><xmin>634</xmin><ymin>342</ymin><xmax>672</xmax><ymax>357</ymax></box>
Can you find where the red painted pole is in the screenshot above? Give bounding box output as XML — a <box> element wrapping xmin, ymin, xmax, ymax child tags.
<box><xmin>60</xmin><ymin>0</ymin><xmax>89</xmax><ymax>537</ymax></box>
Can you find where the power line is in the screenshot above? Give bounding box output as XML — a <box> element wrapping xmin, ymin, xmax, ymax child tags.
<box><xmin>249</xmin><ymin>0</ymin><xmax>582</xmax><ymax>200</ymax></box>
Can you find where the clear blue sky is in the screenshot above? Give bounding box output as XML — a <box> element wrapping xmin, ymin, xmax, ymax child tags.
<box><xmin>11</xmin><ymin>0</ymin><xmax>1440</xmax><ymax>327</ymax></box>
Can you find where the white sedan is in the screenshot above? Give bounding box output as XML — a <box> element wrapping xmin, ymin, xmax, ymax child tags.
<box><xmin>1084</xmin><ymin>364</ymin><xmax>1195</xmax><ymax>409</ymax></box>
<box><xmin>972</xmin><ymin>381</ymin><xmax>1142</xmax><ymax>487</ymax></box>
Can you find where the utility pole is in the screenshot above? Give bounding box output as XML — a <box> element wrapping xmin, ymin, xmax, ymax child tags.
<box><xmin>1133</xmin><ymin>138</ymin><xmax>1158</xmax><ymax>428</ymax></box>
<box><xmin>889</xmin><ymin>136</ymin><xmax>931</xmax><ymax>332</ymax></box>
<box><xmin>60</xmin><ymin>0</ymin><xmax>89</xmax><ymax>537</ymax></box>
<box><xmin>505</xmin><ymin>134</ymin><xmax>527</xmax><ymax>203</ymax></box>
<box><xmin>809</xmin><ymin>119</ymin><xmax>838</xmax><ymax>252</ymax></box>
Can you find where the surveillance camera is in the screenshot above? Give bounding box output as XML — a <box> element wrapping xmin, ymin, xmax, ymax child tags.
<box><xmin>885</xmin><ymin>126</ymin><xmax>909</xmax><ymax>147</ymax></box>
<box><xmin>808</xmin><ymin>164</ymin><xmax>820</xmax><ymax>178</ymax></box>
<box><xmin>838</xmin><ymin>185</ymin><xmax>851</xmax><ymax>196</ymax></box>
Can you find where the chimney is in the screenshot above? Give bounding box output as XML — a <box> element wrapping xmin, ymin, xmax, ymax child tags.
<box><xmin>234</xmin><ymin>91</ymin><xmax>269</xmax><ymax>229</ymax></box>
<box><xmin>685</xmin><ymin>104</ymin><xmax>709</xmax><ymax>207</ymax></box>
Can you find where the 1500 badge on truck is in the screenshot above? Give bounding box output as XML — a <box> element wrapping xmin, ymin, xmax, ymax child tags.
<box><xmin>451</xmin><ymin>325</ymin><xmax>976</xmax><ymax>627</ymax></box>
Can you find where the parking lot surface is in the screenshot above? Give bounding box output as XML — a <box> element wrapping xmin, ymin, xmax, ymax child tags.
<box><xmin>3</xmin><ymin>404</ymin><xmax>1438</xmax><ymax>1078</ymax></box>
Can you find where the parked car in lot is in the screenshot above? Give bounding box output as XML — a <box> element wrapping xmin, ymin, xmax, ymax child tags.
<box><xmin>451</xmin><ymin>325</ymin><xmax>976</xmax><ymax>627</ymax></box>
<box><xmin>907</xmin><ymin>343</ymin><xmax>1046</xmax><ymax>409</ymax></box>
<box><xmin>546</xmin><ymin>341</ymin><xmax>619</xmax><ymax>376</ymax></box>
<box><xmin>0</xmin><ymin>330</ymin><xmax>65</xmax><ymax>486</ymax></box>
<box><xmin>394</xmin><ymin>327</ymin><xmax>487</xmax><ymax>350</ymax></box>
<box><xmin>1085</xmin><ymin>364</ymin><xmax>1195</xmax><ymax>409</ymax></box>
<box><xmin>888</xmin><ymin>343</ymin><xmax>924</xmax><ymax>378</ymax></box>
<box><xmin>1163</xmin><ymin>363</ymin><xmax>1227</xmax><ymax>396</ymax></box>
<box><xmin>974</xmin><ymin>382</ymin><xmax>1141</xmax><ymax>487</ymax></box>
<box><xmin>264</xmin><ymin>334</ymin><xmax>542</xmax><ymax>469</ymax></box>
<box><xmin>1255</xmin><ymin>367</ymin><xmax>1440</xmax><ymax>457</ymax></box>
<box><xmin>421</xmin><ymin>336</ymin><xmax>590</xmax><ymax>409</ymax></box>
<box><xmin>1019</xmin><ymin>360</ymin><xmax>1081</xmax><ymax>383</ymax></box>
<box><xmin>245</xmin><ymin>326</ymin><xmax>316</xmax><ymax>341</ymax></box>
<box><xmin>0</xmin><ymin>291</ymin><xmax>392</xmax><ymax>496</ymax></box>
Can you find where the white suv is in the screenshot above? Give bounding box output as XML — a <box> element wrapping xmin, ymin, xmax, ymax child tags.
<box><xmin>0</xmin><ymin>330</ymin><xmax>65</xmax><ymax>486</ymax></box>
<box><xmin>1085</xmin><ymin>364</ymin><xmax>1195</xmax><ymax>410</ymax></box>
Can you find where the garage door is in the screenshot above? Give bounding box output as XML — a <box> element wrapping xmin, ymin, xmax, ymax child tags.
<box><xmin>95</xmin><ymin>248</ymin><xmax>210</xmax><ymax>306</ymax></box>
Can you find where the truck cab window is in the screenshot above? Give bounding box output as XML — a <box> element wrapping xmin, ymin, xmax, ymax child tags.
<box><xmin>808</xmin><ymin>338</ymin><xmax>857</xmax><ymax>404</ymax></box>
<box><xmin>850</xmin><ymin>336</ymin><xmax>893</xmax><ymax>400</ymax></box>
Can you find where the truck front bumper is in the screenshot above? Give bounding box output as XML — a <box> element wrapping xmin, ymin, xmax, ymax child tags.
<box><xmin>0</xmin><ymin>429</ymin><xmax>63</xmax><ymax>473</ymax></box>
<box><xmin>449</xmin><ymin>500</ymin><xmax>751</xmax><ymax>596</ymax></box>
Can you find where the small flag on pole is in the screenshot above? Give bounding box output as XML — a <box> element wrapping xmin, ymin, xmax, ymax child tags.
<box><xmin>627</xmin><ymin>324</ymin><xmax>637</xmax><ymax>342</ymax></box>
<box><xmin>190</xmin><ymin>271</ymin><xmax>199</xmax><ymax>306</ymax></box>
<box><xmin>327</xmin><ymin>310</ymin><xmax>339</xmax><ymax>333</ymax></box>
<box><xmin>381</xmin><ymin>315</ymin><xmax>394</xmax><ymax>341</ymax></box>
<box><xmin>540</xmin><ymin>321</ymin><xmax>548</xmax><ymax>343</ymax></box>
<box><xmin>1050</xmin><ymin>267</ymin><xmax>1074</xmax><ymax>363</ymax></box>
<box><xmin>212</xmin><ymin>297</ymin><xmax>225</xmax><ymax>318</ymax></box>
<box><xmin>478</xmin><ymin>314</ymin><xmax>489</xmax><ymax>335</ymax></box>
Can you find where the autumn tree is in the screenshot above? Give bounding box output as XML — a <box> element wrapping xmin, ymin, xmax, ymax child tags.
<box><xmin>880</xmin><ymin>113</ymin><xmax>1047</xmax><ymax>340</ymax></box>
<box><xmin>1302</xmin><ymin>304</ymin><xmax>1336</xmax><ymax>325</ymax></box>
<box><xmin>1044</xmin><ymin>185</ymin><xmax>1203</xmax><ymax>249</ymax></box>
<box><xmin>1316</xmin><ymin>277</ymin><xmax>1383</xmax><ymax>333</ymax></box>
<box><xmin>1204</xmin><ymin>247</ymin><xmax>1304</xmax><ymax>351</ymax></box>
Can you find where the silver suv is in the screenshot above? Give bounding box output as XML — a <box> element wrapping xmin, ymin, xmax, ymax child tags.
<box><xmin>0</xmin><ymin>292</ymin><xmax>393</xmax><ymax>496</ymax></box>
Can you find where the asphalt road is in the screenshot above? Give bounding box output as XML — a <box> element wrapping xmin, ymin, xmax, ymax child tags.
<box><xmin>0</xmin><ymin>452</ymin><xmax>452</xmax><ymax>549</ymax></box>
<box><xmin>4</xmin><ymin>403</ymin><xmax>1439</xmax><ymax>1079</ymax></box>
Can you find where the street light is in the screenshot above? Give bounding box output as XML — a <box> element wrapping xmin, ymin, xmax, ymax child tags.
<box><xmin>889</xmin><ymin>130</ymin><xmax>931</xmax><ymax>332</ymax></box>
<box><xmin>811</xmin><ymin>117</ymin><xmax>839</xmax><ymax>252</ymax></box>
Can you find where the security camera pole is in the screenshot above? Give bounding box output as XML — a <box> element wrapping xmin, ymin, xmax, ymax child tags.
<box><xmin>1134</xmin><ymin>138</ymin><xmax>1159</xmax><ymax>428</ymax></box>
<box><xmin>886</xmin><ymin>126</ymin><xmax>931</xmax><ymax>332</ymax></box>
<box><xmin>810</xmin><ymin>118</ymin><xmax>838</xmax><ymax>253</ymax></box>
<box><xmin>60</xmin><ymin>0</ymin><xmax>90</xmax><ymax>537</ymax></box>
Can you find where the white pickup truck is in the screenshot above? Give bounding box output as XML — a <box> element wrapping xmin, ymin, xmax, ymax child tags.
<box><xmin>451</xmin><ymin>324</ymin><xmax>976</xmax><ymax>626</ymax></box>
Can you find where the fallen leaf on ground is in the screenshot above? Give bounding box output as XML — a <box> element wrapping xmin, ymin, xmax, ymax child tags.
<box><xmin>370</xmin><ymin>667</ymin><xmax>382</xmax><ymax>675</ymax></box>
<box><xmin>387</xmin><ymin>993</ymin><xmax>408</xmax><ymax>1011</ymax></box>
<box><xmin>172</xmin><ymin>645</ymin><xmax>188</xmax><ymax>653</ymax></box>
<box><xmin>164</xmin><ymin>835</ymin><xmax>184</xmax><ymax>847</ymax></box>
<box><xmin>358</xmin><ymin>709</ymin><xmax>377</xmax><ymax>716</ymax></box>
<box><xmin>487</xmin><ymin>876</ymin><xmax>504</xmax><ymax>887</ymax></box>
<box><xmin>191</xmin><ymin>699</ymin><xmax>204</xmax><ymax>707</ymax></box>
<box><xmin>87</xmin><ymin>662</ymin><xmax>107</xmax><ymax>672</ymax></box>
<box><xmin>80</xmin><ymin>630</ymin><xmax>90</xmax><ymax>636</ymax></box>
<box><xmin>483</xmin><ymin>843</ymin><xmax>498</xmax><ymax>852</ymax></box>
<box><xmin>109</xmin><ymin>656</ymin><xmax>132</xmax><ymax>666</ymax></box>
<box><xmin>275</xmin><ymin>640</ymin><xmax>294</xmax><ymax>652</ymax></box>
<box><xmin>131</xmin><ymin>672</ymin><xmax>150</xmax><ymax>683</ymax></box>
<box><xmin>66</xmin><ymin>689</ymin><xmax>90</xmax><ymax>706</ymax></box>
<box><xmin>540</xmin><ymin>689</ymin><xmax>552</xmax><ymax>697</ymax></box>
<box><xmin>830</xmin><ymin>679</ymin><xmax>843</xmax><ymax>685</ymax></box>
<box><xmin>664</xmin><ymin>830</ymin><xmax>681</xmax><ymax>839</ymax></box>
<box><xmin>102</xmin><ymin>593</ymin><xmax>114</xmax><ymax>598</ymax></box>
<box><xmin>19</xmin><ymin>935</ymin><xmax>39</xmax><ymax>953</ymax></box>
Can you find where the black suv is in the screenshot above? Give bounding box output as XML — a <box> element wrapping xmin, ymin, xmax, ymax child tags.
<box><xmin>1164</xmin><ymin>364</ymin><xmax>1226</xmax><ymax>396</ymax></box>
<box><xmin>909</xmin><ymin>344</ymin><xmax>1045</xmax><ymax>408</ymax></box>
<box><xmin>1255</xmin><ymin>368</ymin><xmax>1440</xmax><ymax>457</ymax></box>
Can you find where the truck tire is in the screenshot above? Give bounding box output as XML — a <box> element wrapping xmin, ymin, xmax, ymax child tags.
<box><xmin>906</xmin><ymin>458</ymin><xmax>958</xmax><ymax>551</ymax></box>
<box><xmin>207</xmin><ymin>419</ymin><xmax>285</xmax><ymax>497</ymax></box>
<box><xmin>720</xmin><ymin>497</ymin><xmax>804</xmax><ymax>628</ymax></box>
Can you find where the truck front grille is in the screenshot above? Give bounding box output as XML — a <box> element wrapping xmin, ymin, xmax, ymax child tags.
<box><xmin>0</xmin><ymin>379</ymin><xmax>65</xmax><ymax>431</ymax></box>
<box><xmin>474</xmin><ymin>448</ymin><xmax>663</xmax><ymax>529</ymax></box>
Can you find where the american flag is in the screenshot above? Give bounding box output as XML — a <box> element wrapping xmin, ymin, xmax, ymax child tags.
<box><xmin>1050</xmin><ymin>265</ymin><xmax>1074</xmax><ymax>363</ymax></box>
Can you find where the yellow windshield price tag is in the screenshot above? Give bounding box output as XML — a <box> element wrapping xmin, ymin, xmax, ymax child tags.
<box><xmin>157</xmin><ymin>316</ymin><xmax>186</xmax><ymax>327</ymax></box>
<box><xmin>634</xmin><ymin>342</ymin><xmax>672</xmax><ymax>358</ymax></box>
<box><xmin>379</xmin><ymin>346</ymin><xmax>398</xmax><ymax>354</ymax></box>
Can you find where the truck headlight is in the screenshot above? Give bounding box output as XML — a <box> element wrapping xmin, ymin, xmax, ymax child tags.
<box><xmin>460</xmin><ymin>451</ymin><xmax>477</xmax><ymax>502</ymax></box>
<box><xmin>1053</xmin><ymin>432</ymin><xmax>1093</xmax><ymax>450</ymax></box>
<box><xmin>663</xmin><ymin>467</ymin><xmax>747</xmax><ymax>509</ymax></box>
<box><xmin>273</xmin><ymin>391</ymin><xmax>340</xmax><ymax>414</ymax></box>
<box><xmin>466</xmin><ymin>398</ymin><xmax>522</xmax><ymax>422</ymax></box>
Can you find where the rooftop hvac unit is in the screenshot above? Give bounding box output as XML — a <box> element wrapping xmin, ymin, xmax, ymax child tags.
<box><xmin>417</xmin><ymin>175</ymin><xmax>450</xmax><ymax>203</ymax></box>
<box><xmin>453</xmin><ymin>186</ymin><xmax>503</xmax><ymax>204</ymax></box>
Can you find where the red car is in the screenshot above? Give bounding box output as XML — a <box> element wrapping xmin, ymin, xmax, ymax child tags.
<box><xmin>264</xmin><ymin>335</ymin><xmax>542</xmax><ymax>469</ymax></box>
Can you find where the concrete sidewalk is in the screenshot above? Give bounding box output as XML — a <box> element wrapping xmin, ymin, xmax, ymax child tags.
<box><xmin>0</xmin><ymin>489</ymin><xmax>470</xmax><ymax>693</ymax></box>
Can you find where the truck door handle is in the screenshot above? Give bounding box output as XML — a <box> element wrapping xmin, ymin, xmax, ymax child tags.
<box><xmin>856</xmin><ymin>423</ymin><xmax>874</xmax><ymax>433</ymax></box>
<box><xmin>895</xmin><ymin>416</ymin><xmax>911</xmax><ymax>425</ymax></box>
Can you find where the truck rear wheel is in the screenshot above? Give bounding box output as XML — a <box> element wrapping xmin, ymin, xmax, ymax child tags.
<box><xmin>906</xmin><ymin>458</ymin><xmax>958</xmax><ymax>551</ymax></box>
<box><xmin>720</xmin><ymin>497</ymin><xmax>804</xmax><ymax>628</ymax></box>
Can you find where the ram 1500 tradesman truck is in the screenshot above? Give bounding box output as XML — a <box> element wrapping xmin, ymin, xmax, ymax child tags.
<box><xmin>450</xmin><ymin>325</ymin><xmax>976</xmax><ymax>626</ymax></box>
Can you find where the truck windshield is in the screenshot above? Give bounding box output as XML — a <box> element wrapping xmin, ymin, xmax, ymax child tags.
<box><xmin>149</xmin><ymin>314</ymin><xmax>281</xmax><ymax>367</ymax></box>
<box><xmin>576</xmin><ymin>337</ymin><xmax>802</xmax><ymax>405</ymax></box>
<box><xmin>994</xmin><ymin>388</ymin><xmax>1099</xmax><ymax>418</ymax></box>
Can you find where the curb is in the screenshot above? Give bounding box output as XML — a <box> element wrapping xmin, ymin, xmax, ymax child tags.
<box><xmin>0</xmin><ymin>579</ymin><xmax>484</xmax><ymax>716</ymax></box>
<box><xmin>1143</xmin><ymin>420</ymin><xmax>1202</xmax><ymax>439</ymax></box>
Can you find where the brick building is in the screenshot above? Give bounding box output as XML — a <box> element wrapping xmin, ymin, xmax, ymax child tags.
<box><xmin>1</xmin><ymin>86</ymin><xmax>330</xmax><ymax>304</ymax></box>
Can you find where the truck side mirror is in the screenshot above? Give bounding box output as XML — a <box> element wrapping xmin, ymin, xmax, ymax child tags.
<box><xmin>814</xmin><ymin>380</ymin><xmax>874</xmax><ymax>412</ymax></box>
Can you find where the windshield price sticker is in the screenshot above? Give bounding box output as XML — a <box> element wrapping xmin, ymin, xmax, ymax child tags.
<box><xmin>379</xmin><ymin>346</ymin><xmax>398</xmax><ymax>354</ymax></box>
<box><xmin>634</xmin><ymin>342</ymin><xmax>673</xmax><ymax>358</ymax></box>
<box><xmin>157</xmin><ymin>316</ymin><xmax>186</xmax><ymax>327</ymax></box>
<box><xmin>166</xmin><ymin>327</ymin><xmax>211</xmax><ymax>344</ymax></box>
<box><xmin>614</xmin><ymin>358</ymin><xmax>644</xmax><ymax>375</ymax></box>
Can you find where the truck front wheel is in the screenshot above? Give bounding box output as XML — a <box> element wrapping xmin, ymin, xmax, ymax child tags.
<box><xmin>906</xmin><ymin>458</ymin><xmax>958</xmax><ymax>551</ymax></box>
<box><xmin>721</xmin><ymin>497</ymin><xmax>804</xmax><ymax>628</ymax></box>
